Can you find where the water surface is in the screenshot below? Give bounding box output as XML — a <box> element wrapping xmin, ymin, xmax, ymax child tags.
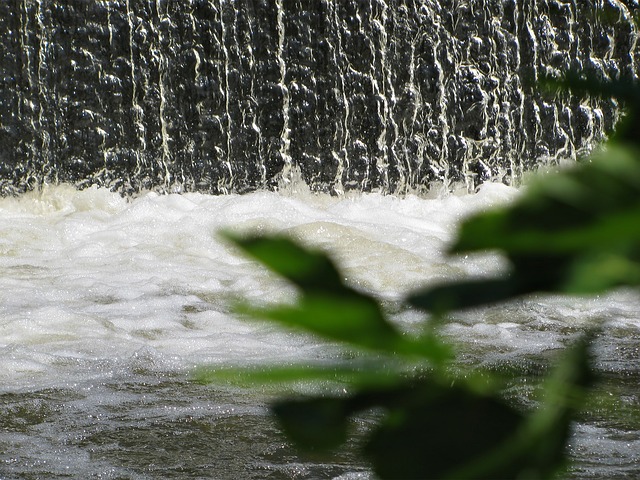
<box><xmin>0</xmin><ymin>184</ymin><xmax>638</xmax><ymax>478</ymax></box>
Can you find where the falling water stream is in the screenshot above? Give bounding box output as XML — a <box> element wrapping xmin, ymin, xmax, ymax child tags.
<box><xmin>1</xmin><ymin>1</ymin><xmax>640</xmax><ymax>478</ymax></box>
<box><xmin>1</xmin><ymin>1</ymin><xmax>637</xmax><ymax>194</ymax></box>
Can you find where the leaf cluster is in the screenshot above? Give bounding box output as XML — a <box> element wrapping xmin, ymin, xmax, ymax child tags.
<box><xmin>197</xmin><ymin>72</ymin><xmax>640</xmax><ymax>479</ymax></box>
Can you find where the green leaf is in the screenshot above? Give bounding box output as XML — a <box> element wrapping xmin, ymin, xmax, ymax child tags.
<box><xmin>563</xmin><ymin>251</ymin><xmax>640</xmax><ymax>293</ymax></box>
<box><xmin>272</xmin><ymin>397</ymin><xmax>352</xmax><ymax>451</ymax></box>
<box><xmin>222</xmin><ymin>233</ymin><xmax>345</xmax><ymax>294</ymax></box>
<box><xmin>446</xmin><ymin>333</ymin><xmax>595</xmax><ymax>480</ymax></box>
<box><xmin>413</xmin><ymin>144</ymin><xmax>640</xmax><ymax>305</ymax></box>
<box><xmin>365</xmin><ymin>387</ymin><xmax>525</xmax><ymax>480</ymax></box>
<box><xmin>225</xmin><ymin>233</ymin><xmax>452</xmax><ymax>360</ymax></box>
<box><xmin>237</xmin><ymin>294</ymin><xmax>451</xmax><ymax>360</ymax></box>
<box><xmin>193</xmin><ymin>363</ymin><xmax>412</xmax><ymax>390</ymax></box>
<box><xmin>237</xmin><ymin>292</ymin><xmax>398</xmax><ymax>349</ymax></box>
<box><xmin>453</xmin><ymin>145</ymin><xmax>640</xmax><ymax>256</ymax></box>
<box><xmin>408</xmin><ymin>278</ymin><xmax>524</xmax><ymax>313</ymax></box>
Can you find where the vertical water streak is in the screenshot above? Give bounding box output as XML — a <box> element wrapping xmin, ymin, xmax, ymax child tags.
<box><xmin>18</xmin><ymin>0</ymin><xmax>38</xmax><ymax>187</ymax></box>
<box><xmin>509</xmin><ymin>2</ymin><xmax>526</xmax><ymax>181</ymax></box>
<box><xmin>1</xmin><ymin>1</ymin><xmax>638</xmax><ymax>195</ymax></box>
<box><xmin>372</xmin><ymin>1</ymin><xmax>393</xmax><ymax>190</ymax></box>
<box><xmin>392</xmin><ymin>3</ymin><xmax>422</xmax><ymax>193</ymax></box>
<box><xmin>327</xmin><ymin>1</ymin><xmax>350</xmax><ymax>193</ymax></box>
<box><xmin>432</xmin><ymin>5</ymin><xmax>451</xmax><ymax>182</ymax></box>
<box><xmin>154</xmin><ymin>0</ymin><xmax>173</xmax><ymax>188</ymax></box>
<box><xmin>127</xmin><ymin>0</ymin><xmax>147</xmax><ymax>181</ymax></box>
<box><xmin>275</xmin><ymin>0</ymin><xmax>292</xmax><ymax>186</ymax></box>
<box><xmin>35</xmin><ymin>0</ymin><xmax>52</xmax><ymax>182</ymax></box>
<box><xmin>242</xmin><ymin>5</ymin><xmax>265</xmax><ymax>186</ymax></box>
<box><xmin>219</xmin><ymin>0</ymin><xmax>234</xmax><ymax>191</ymax></box>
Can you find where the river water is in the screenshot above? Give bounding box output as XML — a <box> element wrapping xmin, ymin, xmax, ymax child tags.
<box><xmin>0</xmin><ymin>182</ymin><xmax>638</xmax><ymax>478</ymax></box>
<box><xmin>2</xmin><ymin>1</ymin><xmax>640</xmax><ymax>477</ymax></box>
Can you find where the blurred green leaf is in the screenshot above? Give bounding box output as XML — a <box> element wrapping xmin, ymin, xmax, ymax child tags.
<box><xmin>225</xmin><ymin>233</ymin><xmax>452</xmax><ymax>361</ymax></box>
<box><xmin>408</xmin><ymin>255</ymin><xmax>576</xmax><ymax>312</ymax></box>
<box><xmin>453</xmin><ymin>145</ymin><xmax>640</xmax><ymax>256</ymax></box>
<box><xmin>236</xmin><ymin>292</ymin><xmax>397</xmax><ymax>350</ymax></box>
<box><xmin>447</xmin><ymin>333</ymin><xmax>594</xmax><ymax>480</ymax></box>
<box><xmin>273</xmin><ymin>397</ymin><xmax>352</xmax><ymax>450</ymax></box>
<box><xmin>405</xmin><ymin>144</ymin><xmax>640</xmax><ymax>312</ymax></box>
<box><xmin>564</xmin><ymin>251</ymin><xmax>640</xmax><ymax>293</ymax></box>
<box><xmin>237</xmin><ymin>294</ymin><xmax>452</xmax><ymax>360</ymax></box>
<box><xmin>194</xmin><ymin>363</ymin><xmax>413</xmax><ymax>390</ymax></box>
<box><xmin>222</xmin><ymin>232</ymin><xmax>345</xmax><ymax>294</ymax></box>
<box><xmin>365</xmin><ymin>387</ymin><xmax>524</xmax><ymax>480</ymax></box>
<box><xmin>408</xmin><ymin>278</ymin><xmax>523</xmax><ymax>313</ymax></box>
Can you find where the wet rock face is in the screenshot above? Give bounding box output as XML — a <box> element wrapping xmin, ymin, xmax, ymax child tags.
<box><xmin>0</xmin><ymin>1</ymin><xmax>638</xmax><ymax>195</ymax></box>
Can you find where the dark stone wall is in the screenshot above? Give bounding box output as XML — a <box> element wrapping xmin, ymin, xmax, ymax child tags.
<box><xmin>0</xmin><ymin>0</ymin><xmax>638</xmax><ymax>195</ymax></box>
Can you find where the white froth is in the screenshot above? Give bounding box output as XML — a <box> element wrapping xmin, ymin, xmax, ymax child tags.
<box><xmin>0</xmin><ymin>183</ymin><xmax>637</xmax><ymax>390</ymax></box>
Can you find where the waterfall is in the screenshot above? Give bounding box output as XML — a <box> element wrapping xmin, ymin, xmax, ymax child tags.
<box><xmin>0</xmin><ymin>0</ymin><xmax>638</xmax><ymax>195</ymax></box>
<box><xmin>1</xmin><ymin>4</ymin><xmax>640</xmax><ymax>476</ymax></box>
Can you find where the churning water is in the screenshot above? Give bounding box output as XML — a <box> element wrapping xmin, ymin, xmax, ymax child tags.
<box><xmin>2</xmin><ymin>1</ymin><xmax>640</xmax><ymax>478</ymax></box>
<box><xmin>0</xmin><ymin>182</ymin><xmax>638</xmax><ymax>478</ymax></box>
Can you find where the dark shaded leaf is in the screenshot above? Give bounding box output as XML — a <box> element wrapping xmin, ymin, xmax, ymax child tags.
<box><xmin>447</xmin><ymin>333</ymin><xmax>595</xmax><ymax>480</ymax></box>
<box><xmin>273</xmin><ymin>397</ymin><xmax>352</xmax><ymax>451</ymax></box>
<box><xmin>408</xmin><ymin>255</ymin><xmax>577</xmax><ymax>312</ymax></box>
<box><xmin>408</xmin><ymin>278</ymin><xmax>524</xmax><ymax>313</ymax></box>
<box><xmin>365</xmin><ymin>388</ymin><xmax>524</xmax><ymax>480</ymax></box>
<box><xmin>272</xmin><ymin>380</ymin><xmax>447</xmax><ymax>453</ymax></box>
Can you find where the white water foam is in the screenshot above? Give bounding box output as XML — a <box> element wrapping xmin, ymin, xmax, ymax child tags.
<box><xmin>0</xmin><ymin>183</ymin><xmax>518</xmax><ymax>389</ymax></box>
<box><xmin>1</xmin><ymin>182</ymin><xmax>639</xmax><ymax>381</ymax></box>
<box><xmin>0</xmin><ymin>184</ymin><xmax>639</xmax><ymax>478</ymax></box>
<box><xmin>1</xmin><ymin>183</ymin><xmax>638</xmax><ymax>385</ymax></box>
